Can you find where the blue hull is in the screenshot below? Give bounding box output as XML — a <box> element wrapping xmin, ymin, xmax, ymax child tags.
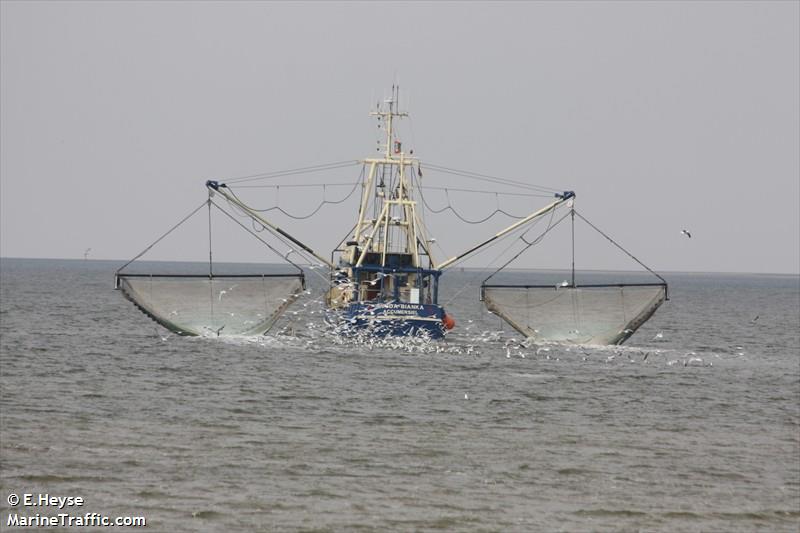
<box><xmin>340</xmin><ymin>302</ymin><xmax>446</xmax><ymax>339</ymax></box>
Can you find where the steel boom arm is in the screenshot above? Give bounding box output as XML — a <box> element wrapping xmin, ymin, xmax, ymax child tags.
<box><xmin>206</xmin><ymin>181</ymin><xmax>335</xmax><ymax>269</ymax></box>
<box><xmin>437</xmin><ymin>191</ymin><xmax>575</xmax><ymax>270</ymax></box>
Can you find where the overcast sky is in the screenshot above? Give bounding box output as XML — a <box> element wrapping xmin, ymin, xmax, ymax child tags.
<box><xmin>1</xmin><ymin>1</ymin><xmax>798</xmax><ymax>274</ymax></box>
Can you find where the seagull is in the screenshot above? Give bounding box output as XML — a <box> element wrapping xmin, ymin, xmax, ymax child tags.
<box><xmin>83</xmin><ymin>248</ymin><xmax>91</xmax><ymax>260</ymax></box>
<box><xmin>369</xmin><ymin>272</ymin><xmax>394</xmax><ymax>286</ymax></box>
<box><xmin>218</xmin><ymin>284</ymin><xmax>238</xmax><ymax>300</ymax></box>
<box><xmin>681</xmin><ymin>229</ymin><xmax>692</xmax><ymax>238</ymax></box>
<box><xmin>652</xmin><ymin>331</ymin><xmax>664</xmax><ymax>341</ymax></box>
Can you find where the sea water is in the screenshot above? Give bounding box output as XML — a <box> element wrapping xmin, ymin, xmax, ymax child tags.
<box><xmin>1</xmin><ymin>258</ymin><xmax>798</xmax><ymax>532</ymax></box>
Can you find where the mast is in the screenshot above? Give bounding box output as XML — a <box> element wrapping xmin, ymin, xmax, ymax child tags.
<box><xmin>371</xmin><ymin>85</ymin><xmax>407</xmax><ymax>159</ymax></box>
<box><xmin>352</xmin><ymin>87</ymin><xmax>572</xmax><ymax>272</ymax></box>
<box><xmin>350</xmin><ymin>86</ymin><xmax>425</xmax><ymax>270</ymax></box>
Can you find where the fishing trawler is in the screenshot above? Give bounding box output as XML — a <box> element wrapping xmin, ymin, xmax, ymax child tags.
<box><xmin>116</xmin><ymin>87</ymin><xmax>667</xmax><ymax>344</ymax></box>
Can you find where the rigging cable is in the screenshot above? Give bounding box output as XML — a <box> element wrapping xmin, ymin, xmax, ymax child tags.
<box><xmin>212</xmin><ymin>201</ymin><xmax>336</xmax><ymax>324</ymax></box>
<box><xmin>212</xmin><ymin>199</ymin><xmax>334</xmax><ymax>287</ymax></box>
<box><xmin>418</xmin><ymin>185</ymin><xmax>552</xmax><ymax>198</ymax></box>
<box><xmin>218</xmin><ymin>195</ymin><xmax>329</xmax><ymax>271</ymax></box>
<box><xmin>225</xmin><ymin>176</ymin><xmax>362</xmax><ymax>220</ymax></box>
<box><xmin>209</xmin><ymin>200</ymin><xmax>306</xmax><ymax>274</ymax></box>
<box><xmin>223</xmin><ymin>160</ymin><xmax>360</xmax><ymax>184</ymax></box>
<box><xmin>116</xmin><ymin>200</ymin><xmax>209</xmax><ymax>275</ymax></box>
<box><xmin>417</xmin><ymin>184</ymin><xmax>530</xmax><ymax>223</ymax></box>
<box><xmin>226</xmin><ymin>182</ymin><xmax>361</xmax><ymax>189</ymax></box>
<box><xmin>572</xmin><ymin>210</ymin><xmax>668</xmax><ymax>287</ymax></box>
<box><xmin>442</xmin><ymin>205</ymin><xmax>564</xmax><ymax>306</ymax></box>
<box><xmin>482</xmin><ymin>208</ymin><xmax>571</xmax><ymax>285</ymax></box>
<box><xmin>411</xmin><ymin>163</ymin><xmax>561</xmax><ymax>273</ymax></box>
<box><xmin>423</xmin><ymin>163</ymin><xmax>562</xmax><ymax>194</ymax></box>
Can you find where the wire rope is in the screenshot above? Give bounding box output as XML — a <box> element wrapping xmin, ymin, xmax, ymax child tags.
<box><xmin>116</xmin><ymin>200</ymin><xmax>209</xmax><ymax>274</ymax></box>
<box><xmin>219</xmin><ymin>193</ymin><xmax>328</xmax><ymax>272</ymax></box>
<box><xmin>208</xmin><ymin>200</ymin><xmax>306</xmax><ymax>274</ymax></box>
<box><xmin>482</xmin><ymin>208</ymin><xmax>571</xmax><ymax>285</ymax></box>
<box><xmin>419</xmin><ymin>185</ymin><xmax>551</xmax><ymax>198</ymax></box>
<box><xmin>417</xmin><ymin>185</ymin><xmax>529</xmax><ymax>223</ymax></box>
<box><xmin>440</xmin><ymin>205</ymin><xmax>559</xmax><ymax>302</ymax></box>
<box><xmin>423</xmin><ymin>162</ymin><xmax>562</xmax><ymax>194</ymax></box>
<box><xmin>226</xmin><ymin>178</ymin><xmax>361</xmax><ymax>220</ymax></box>
<box><xmin>224</xmin><ymin>160</ymin><xmax>360</xmax><ymax>184</ymax></box>
<box><xmin>211</xmin><ymin>199</ymin><xmax>334</xmax><ymax>288</ymax></box>
<box><xmin>229</xmin><ymin>181</ymin><xmax>361</xmax><ymax>189</ymax></box>
<box><xmin>572</xmin><ymin>210</ymin><xmax>668</xmax><ymax>286</ymax></box>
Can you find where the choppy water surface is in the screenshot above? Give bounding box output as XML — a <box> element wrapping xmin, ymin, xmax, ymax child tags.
<box><xmin>1</xmin><ymin>258</ymin><xmax>798</xmax><ymax>532</ymax></box>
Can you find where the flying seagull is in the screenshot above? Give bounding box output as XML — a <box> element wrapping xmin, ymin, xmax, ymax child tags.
<box><xmin>369</xmin><ymin>272</ymin><xmax>394</xmax><ymax>286</ymax></box>
<box><xmin>681</xmin><ymin>229</ymin><xmax>692</xmax><ymax>238</ymax></box>
<box><xmin>218</xmin><ymin>284</ymin><xmax>237</xmax><ymax>300</ymax></box>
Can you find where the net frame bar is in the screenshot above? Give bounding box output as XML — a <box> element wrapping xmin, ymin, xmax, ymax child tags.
<box><xmin>481</xmin><ymin>282</ymin><xmax>667</xmax><ymax>293</ymax></box>
<box><xmin>115</xmin><ymin>272</ymin><xmax>304</xmax><ymax>286</ymax></box>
